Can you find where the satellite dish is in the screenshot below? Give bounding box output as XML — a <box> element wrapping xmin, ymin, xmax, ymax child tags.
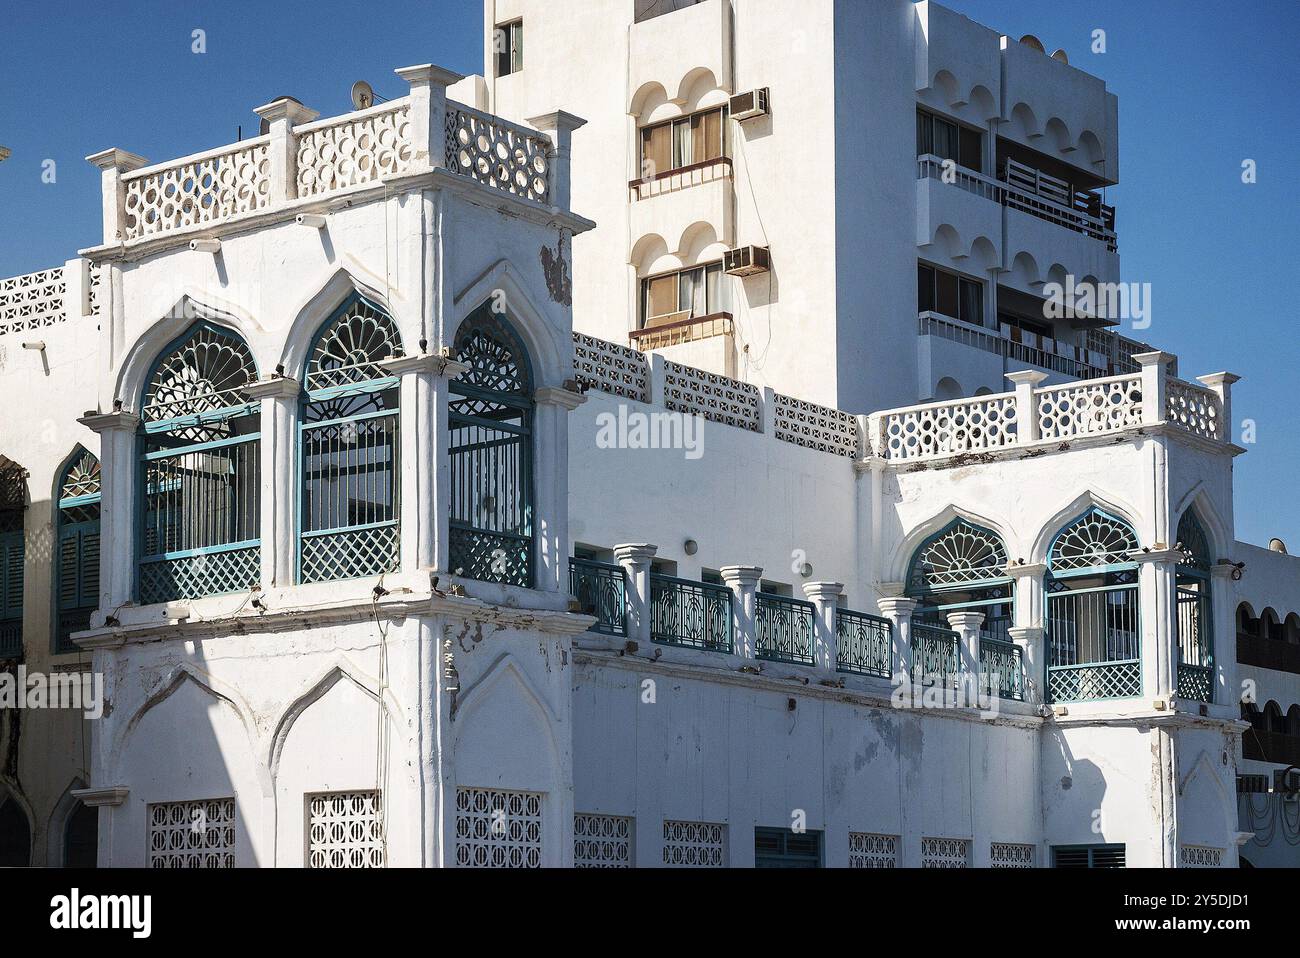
<box><xmin>351</xmin><ymin>80</ymin><xmax>375</xmax><ymax>110</ymax></box>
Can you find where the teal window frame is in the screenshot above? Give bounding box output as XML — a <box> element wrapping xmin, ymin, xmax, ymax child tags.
<box><xmin>1044</xmin><ymin>508</ymin><xmax>1142</xmax><ymax>703</ymax></box>
<box><xmin>54</xmin><ymin>448</ymin><xmax>101</xmax><ymax>654</ymax></box>
<box><xmin>297</xmin><ymin>292</ymin><xmax>403</xmax><ymax>584</ymax></box>
<box><xmin>906</xmin><ymin>518</ymin><xmax>1014</xmax><ymax>643</ymax></box>
<box><xmin>136</xmin><ymin>321</ymin><xmax>261</xmax><ymax>604</ymax></box>
<box><xmin>0</xmin><ymin>464</ymin><xmax>26</xmax><ymax>661</ymax></box>
<box><xmin>1175</xmin><ymin>510</ymin><xmax>1215</xmax><ymax>702</ymax></box>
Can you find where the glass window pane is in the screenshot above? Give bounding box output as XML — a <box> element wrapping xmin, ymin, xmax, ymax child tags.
<box><xmin>916</xmin><ymin>111</ymin><xmax>932</xmax><ymax>156</ymax></box>
<box><xmin>933</xmin><ymin>118</ymin><xmax>957</xmax><ymax>161</ymax></box>
<box><xmin>918</xmin><ymin>264</ymin><xmax>935</xmax><ymax>313</ymax></box>
<box><xmin>705</xmin><ymin>263</ymin><xmax>730</xmax><ymax>314</ymax></box>
<box><xmin>935</xmin><ymin>268</ymin><xmax>959</xmax><ymax>318</ymax></box>
<box><xmin>959</xmin><ymin>125</ymin><xmax>982</xmax><ymax>172</ymax></box>
<box><xmin>644</xmin><ymin>275</ymin><xmax>676</xmax><ymax>324</ymax></box>
<box><xmin>672</xmin><ymin>119</ymin><xmax>692</xmax><ymax>169</ymax></box>
<box><xmin>959</xmin><ymin>278</ymin><xmax>983</xmax><ymax>326</ymax></box>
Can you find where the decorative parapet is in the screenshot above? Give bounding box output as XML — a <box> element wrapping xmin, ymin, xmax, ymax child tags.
<box><xmin>1036</xmin><ymin>373</ymin><xmax>1143</xmax><ymax>441</ymax></box>
<box><xmin>295</xmin><ymin>102</ymin><xmax>414</xmax><ymax>198</ymax></box>
<box><xmin>874</xmin><ymin>392</ymin><xmax>1020</xmax><ymax>461</ymax></box>
<box><xmin>121</xmin><ymin>137</ymin><xmax>271</xmax><ymax>240</ymax></box>
<box><xmin>573</xmin><ymin>331</ymin><xmax>650</xmax><ymax>402</ymax></box>
<box><xmin>772</xmin><ymin>393</ymin><xmax>860</xmax><ymax>458</ymax></box>
<box><xmin>663</xmin><ymin>359</ymin><xmax>760</xmax><ymax>431</ymax></box>
<box><xmin>444</xmin><ymin>102</ymin><xmax>552</xmax><ymax>204</ymax></box>
<box><xmin>1166</xmin><ymin>377</ymin><xmax>1222</xmax><ymax>441</ymax></box>
<box><xmin>0</xmin><ymin>266</ymin><xmax>66</xmax><ymax>335</ymax></box>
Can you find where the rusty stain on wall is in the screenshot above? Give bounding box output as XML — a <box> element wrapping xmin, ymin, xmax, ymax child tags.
<box><xmin>540</xmin><ymin>230</ymin><xmax>572</xmax><ymax>306</ymax></box>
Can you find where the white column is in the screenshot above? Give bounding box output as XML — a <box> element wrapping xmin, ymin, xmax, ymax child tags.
<box><xmin>1136</xmin><ymin>549</ymin><xmax>1181</xmax><ymax>703</ymax></box>
<box><xmin>524</xmin><ymin>111</ymin><xmax>588</xmax><ymax>212</ymax></box>
<box><xmin>1196</xmin><ymin>372</ymin><xmax>1241</xmax><ymax>444</ymax></box>
<box><xmin>252</xmin><ymin>97</ymin><xmax>319</xmax><ymax>204</ymax></box>
<box><xmin>614</xmin><ymin>543</ymin><xmax>657</xmax><ymax>647</ymax></box>
<box><xmin>1007</xmin><ymin>626</ymin><xmax>1044</xmax><ymax>705</ymax></box>
<box><xmin>244</xmin><ymin>377</ymin><xmax>301</xmax><ymax>589</ymax></box>
<box><xmin>85</xmin><ymin>148</ymin><xmax>147</xmax><ymax>245</ymax></box>
<box><xmin>77</xmin><ymin>411</ymin><xmax>140</xmax><ymax>611</ymax></box>
<box><xmin>396</xmin><ymin>63</ymin><xmax>462</xmax><ymax>171</ymax></box>
<box><xmin>1211</xmin><ymin>563</ymin><xmax>1239</xmax><ymax>707</ymax></box>
<box><xmin>720</xmin><ymin>565</ymin><xmax>762</xmax><ymax>659</ymax></box>
<box><xmin>533</xmin><ymin>386</ymin><xmax>587</xmax><ymax>593</ymax></box>
<box><xmin>947</xmin><ymin>611</ymin><xmax>985</xmax><ymax>679</ymax></box>
<box><xmin>877</xmin><ymin>595</ymin><xmax>918</xmax><ymax>682</ymax></box>
<box><xmin>1134</xmin><ymin>351</ymin><xmax>1174</xmax><ymax>426</ymax></box>
<box><xmin>1005</xmin><ymin>370</ymin><xmax>1048</xmax><ymax>443</ymax></box>
<box><xmin>802</xmin><ymin>581</ymin><xmax>843</xmax><ymax>671</ymax></box>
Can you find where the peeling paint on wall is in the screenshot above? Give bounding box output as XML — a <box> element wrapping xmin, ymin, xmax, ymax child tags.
<box><xmin>540</xmin><ymin>231</ymin><xmax>572</xmax><ymax>306</ymax></box>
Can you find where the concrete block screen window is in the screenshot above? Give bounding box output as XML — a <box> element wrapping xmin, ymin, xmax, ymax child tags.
<box><xmin>495</xmin><ymin>19</ymin><xmax>523</xmax><ymax>77</ymax></box>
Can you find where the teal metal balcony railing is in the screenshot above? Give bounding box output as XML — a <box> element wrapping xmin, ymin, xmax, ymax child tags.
<box><xmin>836</xmin><ymin>609</ymin><xmax>892</xmax><ymax>677</ymax></box>
<box><xmin>978</xmin><ymin>636</ymin><xmax>1023</xmax><ymax>701</ymax></box>
<box><xmin>649</xmin><ymin>574</ymin><xmax>732</xmax><ymax>652</ymax></box>
<box><xmin>569</xmin><ymin>558</ymin><xmax>627</xmax><ymax>637</ymax></box>
<box><xmin>754</xmin><ymin>593</ymin><xmax>816</xmax><ymax>666</ymax></box>
<box><xmin>913</xmin><ymin>623</ymin><xmax>961</xmax><ymax>686</ymax></box>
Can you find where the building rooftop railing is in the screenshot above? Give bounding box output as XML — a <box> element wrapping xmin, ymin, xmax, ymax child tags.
<box><xmin>84</xmin><ymin>64</ymin><xmax>574</xmax><ymax>251</ymax></box>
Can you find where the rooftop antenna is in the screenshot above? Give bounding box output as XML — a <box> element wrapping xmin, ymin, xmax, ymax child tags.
<box><xmin>351</xmin><ymin>80</ymin><xmax>387</xmax><ymax>111</ymax></box>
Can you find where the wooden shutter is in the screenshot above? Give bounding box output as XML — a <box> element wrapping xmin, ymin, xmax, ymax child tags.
<box><xmin>0</xmin><ymin>532</ymin><xmax>24</xmax><ymax>618</ymax></box>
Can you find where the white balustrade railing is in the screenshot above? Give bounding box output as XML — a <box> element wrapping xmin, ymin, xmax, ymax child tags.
<box><xmin>573</xmin><ymin>331</ymin><xmax>650</xmax><ymax>402</ymax></box>
<box><xmin>1166</xmin><ymin>378</ymin><xmax>1222</xmax><ymax>440</ymax></box>
<box><xmin>875</xmin><ymin>392</ymin><xmax>1020</xmax><ymax>461</ymax></box>
<box><xmin>772</xmin><ymin>394</ymin><xmax>861</xmax><ymax>458</ymax></box>
<box><xmin>295</xmin><ymin>102</ymin><xmax>414</xmax><ymax>198</ymax></box>
<box><xmin>1036</xmin><ymin>374</ymin><xmax>1143</xmax><ymax>441</ymax></box>
<box><xmin>444</xmin><ymin>102</ymin><xmax>551</xmax><ymax>204</ymax></box>
<box><xmin>663</xmin><ymin>360</ymin><xmax>761</xmax><ymax>431</ymax></box>
<box><xmin>121</xmin><ymin>138</ymin><xmax>272</xmax><ymax>240</ymax></box>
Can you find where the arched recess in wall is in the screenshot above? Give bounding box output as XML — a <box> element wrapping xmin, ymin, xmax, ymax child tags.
<box><xmin>0</xmin><ymin>785</ymin><xmax>33</xmax><ymax>866</ymax></box>
<box><xmin>905</xmin><ymin>518</ymin><xmax>1013</xmax><ymax>642</ymax></box>
<box><xmin>47</xmin><ymin>779</ymin><xmax>97</xmax><ymax>868</ymax></box>
<box><xmin>447</xmin><ymin>302</ymin><xmax>536</xmax><ymax>588</ymax></box>
<box><xmin>1174</xmin><ymin>509</ymin><xmax>1215</xmax><ymax>703</ymax></box>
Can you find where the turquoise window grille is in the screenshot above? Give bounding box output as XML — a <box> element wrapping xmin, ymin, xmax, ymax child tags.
<box><xmin>55</xmin><ymin>448</ymin><xmax>101</xmax><ymax>653</ymax></box>
<box><xmin>754</xmin><ymin>827</ymin><xmax>823</xmax><ymax>868</ymax></box>
<box><xmin>907</xmin><ymin>519</ymin><xmax>1014</xmax><ymax>642</ymax></box>
<box><xmin>1045</xmin><ymin>509</ymin><xmax>1142</xmax><ymax>702</ymax></box>
<box><xmin>448</xmin><ymin>306</ymin><xmax>535</xmax><ymax>588</ymax></box>
<box><xmin>138</xmin><ymin>322</ymin><xmax>261</xmax><ymax>604</ymax></box>
<box><xmin>1175</xmin><ymin>510</ymin><xmax>1214</xmax><ymax>702</ymax></box>
<box><xmin>754</xmin><ymin>592</ymin><xmax>816</xmax><ymax>665</ymax></box>
<box><xmin>299</xmin><ymin>294</ymin><xmax>403</xmax><ymax>583</ymax></box>
<box><xmin>568</xmin><ymin>556</ymin><xmax>627</xmax><ymax>636</ymax></box>
<box><xmin>0</xmin><ymin>463</ymin><xmax>26</xmax><ymax>661</ymax></box>
<box><xmin>648</xmin><ymin>573</ymin><xmax>732</xmax><ymax>651</ymax></box>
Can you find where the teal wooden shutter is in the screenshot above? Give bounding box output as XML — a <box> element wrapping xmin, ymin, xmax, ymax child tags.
<box><xmin>0</xmin><ymin>532</ymin><xmax>23</xmax><ymax>618</ymax></box>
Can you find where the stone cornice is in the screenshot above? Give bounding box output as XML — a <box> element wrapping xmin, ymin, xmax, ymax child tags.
<box><xmin>77</xmin><ymin>410</ymin><xmax>141</xmax><ymax>432</ymax></box>
<box><xmin>71</xmin><ymin>786</ymin><xmax>129</xmax><ymax>807</ymax></box>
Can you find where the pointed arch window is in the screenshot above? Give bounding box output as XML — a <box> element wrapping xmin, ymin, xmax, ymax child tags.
<box><xmin>299</xmin><ymin>294</ymin><xmax>403</xmax><ymax>583</ymax></box>
<box><xmin>138</xmin><ymin>323</ymin><xmax>260</xmax><ymax>604</ymax></box>
<box><xmin>1175</xmin><ymin>510</ymin><xmax>1214</xmax><ymax>702</ymax></box>
<box><xmin>1045</xmin><ymin>508</ymin><xmax>1141</xmax><ymax>702</ymax></box>
<box><xmin>906</xmin><ymin>519</ymin><xmax>1013</xmax><ymax>641</ymax></box>
<box><xmin>55</xmin><ymin>449</ymin><xmax>100</xmax><ymax>653</ymax></box>
<box><xmin>448</xmin><ymin>306</ymin><xmax>535</xmax><ymax>588</ymax></box>
<box><xmin>0</xmin><ymin>462</ymin><xmax>26</xmax><ymax>660</ymax></box>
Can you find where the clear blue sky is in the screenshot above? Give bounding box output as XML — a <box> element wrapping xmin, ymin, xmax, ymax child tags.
<box><xmin>1</xmin><ymin>0</ymin><xmax>1297</xmax><ymax>548</ymax></box>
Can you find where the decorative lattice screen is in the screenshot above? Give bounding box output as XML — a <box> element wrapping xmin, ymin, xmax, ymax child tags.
<box><xmin>848</xmin><ymin>832</ymin><xmax>899</xmax><ymax>868</ymax></box>
<box><xmin>455</xmin><ymin>787</ymin><xmax>543</xmax><ymax>868</ymax></box>
<box><xmin>307</xmin><ymin>791</ymin><xmax>384</xmax><ymax>868</ymax></box>
<box><xmin>573</xmin><ymin>813</ymin><xmax>633</xmax><ymax>868</ymax></box>
<box><xmin>921</xmin><ymin>837</ymin><xmax>970</xmax><ymax>868</ymax></box>
<box><xmin>990</xmin><ymin>842</ymin><xmax>1036</xmax><ymax>868</ymax></box>
<box><xmin>147</xmin><ymin>798</ymin><xmax>236</xmax><ymax>868</ymax></box>
<box><xmin>1179</xmin><ymin>845</ymin><xmax>1222</xmax><ymax>868</ymax></box>
<box><xmin>662</xmin><ymin>820</ymin><xmax>726</xmax><ymax>867</ymax></box>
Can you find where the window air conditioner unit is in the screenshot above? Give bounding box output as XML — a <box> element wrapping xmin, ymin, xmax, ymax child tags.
<box><xmin>723</xmin><ymin>245</ymin><xmax>771</xmax><ymax>277</ymax></box>
<box><xmin>729</xmin><ymin>88</ymin><xmax>770</xmax><ymax>121</ymax></box>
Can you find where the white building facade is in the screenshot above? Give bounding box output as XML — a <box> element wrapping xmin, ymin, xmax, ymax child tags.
<box><xmin>0</xmin><ymin>0</ymin><xmax>1297</xmax><ymax>869</ymax></box>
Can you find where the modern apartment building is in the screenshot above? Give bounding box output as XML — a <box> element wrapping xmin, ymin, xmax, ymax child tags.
<box><xmin>0</xmin><ymin>0</ymin><xmax>1297</xmax><ymax>868</ymax></box>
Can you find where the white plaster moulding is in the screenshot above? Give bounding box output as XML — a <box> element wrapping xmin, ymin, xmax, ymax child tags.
<box><xmin>78</xmin><ymin>168</ymin><xmax>596</xmax><ymax>266</ymax></box>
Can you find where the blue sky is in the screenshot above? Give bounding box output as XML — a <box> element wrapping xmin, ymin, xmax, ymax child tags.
<box><xmin>1</xmin><ymin>0</ymin><xmax>1296</xmax><ymax>547</ymax></box>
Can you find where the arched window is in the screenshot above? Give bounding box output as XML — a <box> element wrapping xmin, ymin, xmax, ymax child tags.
<box><xmin>1175</xmin><ymin>510</ymin><xmax>1214</xmax><ymax>703</ymax></box>
<box><xmin>906</xmin><ymin>518</ymin><xmax>1013</xmax><ymax>640</ymax></box>
<box><xmin>55</xmin><ymin>449</ymin><xmax>101</xmax><ymax>653</ymax></box>
<box><xmin>1236</xmin><ymin>604</ymin><xmax>1259</xmax><ymax>639</ymax></box>
<box><xmin>1045</xmin><ymin>508</ymin><xmax>1141</xmax><ymax>702</ymax></box>
<box><xmin>63</xmin><ymin>801</ymin><xmax>98</xmax><ymax>867</ymax></box>
<box><xmin>299</xmin><ymin>294</ymin><xmax>403</xmax><ymax>583</ymax></box>
<box><xmin>1263</xmin><ymin>701</ymin><xmax>1285</xmax><ymax>734</ymax></box>
<box><xmin>0</xmin><ymin>460</ymin><xmax>26</xmax><ymax>660</ymax></box>
<box><xmin>0</xmin><ymin>792</ymin><xmax>31</xmax><ymax>866</ymax></box>
<box><xmin>139</xmin><ymin>323</ymin><xmax>260</xmax><ymax>604</ymax></box>
<box><xmin>448</xmin><ymin>306</ymin><xmax>535</xmax><ymax>588</ymax></box>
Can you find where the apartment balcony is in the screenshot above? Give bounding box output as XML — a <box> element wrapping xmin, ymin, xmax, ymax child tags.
<box><xmin>629</xmin><ymin>311</ymin><xmax>736</xmax><ymax>377</ymax></box>
<box><xmin>1238</xmin><ymin>632</ymin><xmax>1300</xmax><ymax>674</ymax></box>
<box><xmin>1243</xmin><ymin>729</ymin><xmax>1300</xmax><ymax>767</ymax></box>
<box><xmin>628</xmin><ymin>157</ymin><xmax>734</xmax><ymax>251</ymax></box>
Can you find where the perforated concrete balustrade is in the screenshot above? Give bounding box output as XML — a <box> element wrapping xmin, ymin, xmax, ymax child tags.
<box><xmin>0</xmin><ymin>261</ymin><xmax>97</xmax><ymax>338</ymax></box>
<box><xmin>84</xmin><ymin>63</ymin><xmax>564</xmax><ymax>248</ymax></box>
<box><xmin>571</xmin><ymin>332</ymin><xmax>1234</xmax><ymax>463</ymax></box>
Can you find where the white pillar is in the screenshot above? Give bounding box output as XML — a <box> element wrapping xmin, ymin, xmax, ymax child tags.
<box><xmin>1211</xmin><ymin>563</ymin><xmax>1239</xmax><ymax>707</ymax></box>
<box><xmin>947</xmin><ymin>611</ymin><xmax>985</xmax><ymax>680</ymax></box>
<box><xmin>1196</xmin><ymin>372</ymin><xmax>1240</xmax><ymax>445</ymax></box>
<box><xmin>877</xmin><ymin>595</ymin><xmax>918</xmax><ymax>682</ymax></box>
<box><xmin>720</xmin><ymin>565</ymin><xmax>762</xmax><ymax>659</ymax></box>
<box><xmin>525</xmin><ymin>111</ymin><xmax>588</xmax><ymax>212</ymax></box>
<box><xmin>77</xmin><ymin>411</ymin><xmax>140</xmax><ymax>611</ymax></box>
<box><xmin>85</xmin><ymin>148</ymin><xmax>148</xmax><ymax>245</ymax></box>
<box><xmin>533</xmin><ymin>386</ymin><xmax>587</xmax><ymax>593</ymax></box>
<box><xmin>1136</xmin><ymin>549</ymin><xmax>1181</xmax><ymax>703</ymax></box>
<box><xmin>614</xmin><ymin>543</ymin><xmax>657</xmax><ymax>647</ymax></box>
<box><xmin>244</xmin><ymin>377</ymin><xmax>301</xmax><ymax>589</ymax></box>
<box><xmin>1135</xmin><ymin>351</ymin><xmax>1174</xmax><ymax>426</ymax></box>
<box><xmin>395</xmin><ymin>63</ymin><xmax>462</xmax><ymax>171</ymax></box>
<box><xmin>802</xmin><ymin>581</ymin><xmax>843</xmax><ymax>672</ymax></box>
<box><xmin>1005</xmin><ymin>370</ymin><xmax>1048</xmax><ymax>443</ymax></box>
<box><xmin>252</xmin><ymin>97</ymin><xmax>319</xmax><ymax>204</ymax></box>
<box><xmin>1007</xmin><ymin>626</ymin><xmax>1043</xmax><ymax>705</ymax></box>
